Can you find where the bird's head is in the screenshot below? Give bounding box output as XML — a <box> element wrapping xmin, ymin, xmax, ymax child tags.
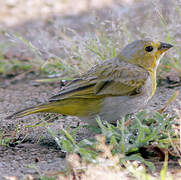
<box><xmin>119</xmin><ymin>39</ymin><xmax>173</xmax><ymax>73</ymax></box>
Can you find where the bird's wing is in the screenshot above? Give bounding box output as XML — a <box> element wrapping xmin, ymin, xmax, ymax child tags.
<box><xmin>49</xmin><ymin>61</ymin><xmax>149</xmax><ymax>101</ymax></box>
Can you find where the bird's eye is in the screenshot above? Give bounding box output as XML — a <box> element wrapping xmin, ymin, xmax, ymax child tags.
<box><xmin>145</xmin><ymin>46</ymin><xmax>153</xmax><ymax>52</ymax></box>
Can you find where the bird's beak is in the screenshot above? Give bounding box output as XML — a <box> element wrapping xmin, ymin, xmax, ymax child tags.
<box><xmin>158</xmin><ymin>42</ymin><xmax>173</xmax><ymax>52</ymax></box>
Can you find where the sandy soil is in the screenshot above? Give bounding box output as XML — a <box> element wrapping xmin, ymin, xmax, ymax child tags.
<box><xmin>0</xmin><ymin>0</ymin><xmax>181</xmax><ymax>179</ymax></box>
<box><xmin>1</xmin><ymin>77</ymin><xmax>181</xmax><ymax>179</ymax></box>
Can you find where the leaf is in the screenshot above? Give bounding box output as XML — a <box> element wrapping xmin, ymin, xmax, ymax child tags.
<box><xmin>122</xmin><ymin>154</ymin><xmax>155</xmax><ymax>172</ymax></box>
<box><xmin>78</xmin><ymin>139</ymin><xmax>97</xmax><ymax>148</ymax></box>
<box><xmin>160</xmin><ymin>152</ymin><xmax>168</xmax><ymax>180</ymax></box>
<box><xmin>158</xmin><ymin>90</ymin><xmax>179</xmax><ymax>113</ymax></box>
<box><xmin>84</xmin><ymin>124</ymin><xmax>102</xmax><ymax>134</ymax></box>
<box><xmin>61</xmin><ymin>138</ymin><xmax>74</xmax><ymax>153</ymax></box>
<box><xmin>78</xmin><ymin>148</ymin><xmax>98</xmax><ymax>163</ymax></box>
<box><xmin>62</xmin><ymin>129</ymin><xmax>76</xmax><ymax>145</ymax></box>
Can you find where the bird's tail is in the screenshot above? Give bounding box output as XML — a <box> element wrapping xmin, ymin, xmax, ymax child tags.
<box><xmin>6</xmin><ymin>103</ymin><xmax>57</xmax><ymax>119</ymax></box>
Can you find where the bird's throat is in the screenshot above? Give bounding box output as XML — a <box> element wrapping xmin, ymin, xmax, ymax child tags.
<box><xmin>148</xmin><ymin>71</ymin><xmax>157</xmax><ymax>98</ymax></box>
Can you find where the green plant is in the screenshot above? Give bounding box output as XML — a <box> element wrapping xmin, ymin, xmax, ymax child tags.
<box><xmin>45</xmin><ymin>110</ymin><xmax>177</xmax><ymax>173</ymax></box>
<box><xmin>0</xmin><ymin>131</ymin><xmax>12</xmax><ymax>146</ymax></box>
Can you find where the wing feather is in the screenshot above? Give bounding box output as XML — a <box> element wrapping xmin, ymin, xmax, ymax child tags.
<box><xmin>49</xmin><ymin>60</ymin><xmax>149</xmax><ymax>101</ymax></box>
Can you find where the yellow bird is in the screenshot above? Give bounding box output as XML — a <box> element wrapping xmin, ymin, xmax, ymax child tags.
<box><xmin>7</xmin><ymin>39</ymin><xmax>173</xmax><ymax>124</ymax></box>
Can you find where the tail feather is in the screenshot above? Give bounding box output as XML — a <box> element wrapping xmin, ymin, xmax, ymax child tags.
<box><xmin>6</xmin><ymin>103</ymin><xmax>55</xmax><ymax>119</ymax></box>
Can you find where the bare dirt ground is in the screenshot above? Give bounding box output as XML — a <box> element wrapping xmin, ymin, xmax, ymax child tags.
<box><xmin>1</xmin><ymin>74</ymin><xmax>181</xmax><ymax>179</ymax></box>
<box><xmin>0</xmin><ymin>0</ymin><xmax>181</xmax><ymax>179</ymax></box>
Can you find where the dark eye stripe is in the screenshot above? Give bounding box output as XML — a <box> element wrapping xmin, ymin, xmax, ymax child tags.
<box><xmin>145</xmin><ymin>46</ymin><xmax>153</xmax><ymax>52</ymax></box>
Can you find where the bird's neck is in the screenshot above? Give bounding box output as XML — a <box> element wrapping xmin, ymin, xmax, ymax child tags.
<box><xmin>146</xmin><ymin>54</ymin><xmax>163</xmax><ymax>98</ymax></box>
<box><xmin>148</xmin><ymin>69</ymin><xmax>157</xmax><ymax>98</ymax></box>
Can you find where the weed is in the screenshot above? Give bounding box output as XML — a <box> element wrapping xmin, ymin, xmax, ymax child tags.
<box><xmin>44</xmin><ymin>111</ymin><xmax>178</xmax><ymax>174</ymax></box>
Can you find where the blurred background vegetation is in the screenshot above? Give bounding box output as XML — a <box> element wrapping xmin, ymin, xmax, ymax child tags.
<box><xmin>0</xmin><ymin>0</ymin><xmax>180</xmax><ymax>81</ymax></box>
